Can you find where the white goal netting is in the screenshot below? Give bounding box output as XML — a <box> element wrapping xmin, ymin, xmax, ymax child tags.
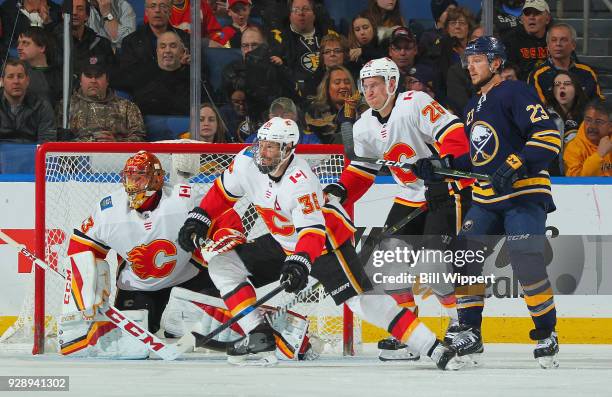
<box><xmin>0</xmin><ymin>143</ymin><xmax>360</xmax><ymax>355</ymax></box>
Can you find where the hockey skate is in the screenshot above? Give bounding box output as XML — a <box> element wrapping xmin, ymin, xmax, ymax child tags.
<box><xmin>531</xmin><ymin>330</ymin><xmax>559</xmax><ymax>369</ymax></box>
<box><xmin>428</xmin><ymin>340</ymin><xmax>466</xmax><ymax>370</ymax></box>
<box><xmin>226</xmin><ymin>322</ymin><xmax>277</xmax><ymax>366</ymax></box>
<box><xmin>443</xmin><ymin>321</ymin><xmax>461</xmax><ymax>345</ymax></box>
<box><xmin>377</xmin><ymin>336</ymin><xmax>420</xmax><ymax>361</ymax></box>
<box><xmin>449</xmin><ymin>325</ymin><xmax>484</xmax><ymax>366</ymax></box>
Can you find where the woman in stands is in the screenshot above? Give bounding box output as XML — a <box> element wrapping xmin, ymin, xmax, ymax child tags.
<box><xmin>363</xmin><ymin>0</ymin><xmax>405</xmax><ymax>32</ymax></box>
<box><xmin>305</xmin><ymin>65</ymin><xmax>361</xmax><ymax>144</ymax></box>
<box><xmin>347</xmin><ymin>13</ymin><xmax>385</xmax><ymax>70</ymax></box>
<box><xmin>198</xmin><ymin>103</ymin><xmax>228</xmax><ymax>143</ymax></box>
<box><xmin>546</xmin><ymin>71</ymin><xmax>588</xmax><ymax>145</ymax></box>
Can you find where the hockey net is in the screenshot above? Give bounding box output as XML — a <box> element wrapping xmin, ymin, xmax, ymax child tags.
<box><xmin>0</xmin><ymin>142</ymin><xmax>360</xmax><ymax>355</ymax></box>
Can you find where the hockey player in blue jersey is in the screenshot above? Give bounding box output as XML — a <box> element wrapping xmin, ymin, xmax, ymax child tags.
<box><xmin>413</xmin><ymin>36</ymin><xmax>561</xmax><ymax>369</ymax></box>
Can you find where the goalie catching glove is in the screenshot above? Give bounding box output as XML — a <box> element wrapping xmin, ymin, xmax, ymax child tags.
<box><xmin>280</xmin><ymin>253</ymin><xmax>311</xmax><ymax>293</ymax></box>
<box><xmin>178</xmin><ymin>207</ymin><xmax>211</xmax><ymax>252</ymax></box>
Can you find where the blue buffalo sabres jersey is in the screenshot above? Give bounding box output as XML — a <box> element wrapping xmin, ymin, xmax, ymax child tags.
<box><xmin>463</xmin><ymin>80</ymin><xmax>561</xmax><ymax>211</ymax></box>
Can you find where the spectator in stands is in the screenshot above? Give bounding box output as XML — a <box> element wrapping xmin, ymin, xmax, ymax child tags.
<box><xmin>0</xmin><ymin>0</ymin><xmax>61</xmax><ymax>49</ymax></box>
<box><xmin>219</xmin><ymin>88</ymin><xmax>248</xmax><ymax>142</ymax></box>
<box><xmin>546</xmin><ymin>70</ymin><xmax>588</xmax><ymax>144</ymax></box>
<box><xmin>223</xmin><ymin>25</ymin><xmax>295</xmax><ymax>122</ymax></box>
<box><xmin>491</xmin><ymin>0</ymin><xmax>523</xmax><ymax>36</ymax></box>
<box><xmin>445</xmin><ymin>24</ymin><xmax>483</xmax><ymax>115</ymax></box>
<box><xmin>125</xmin><ymin>30</ymin><xmax>190</xmax><ymax>116</ymax></box>
<box><xmin>305</xmin><ymin>65</ymin><xmax>358</xmax><ymax>144</ymax></box>
<box><xmin>17</xmin><ymin>26</ymin><xmax>61</xmax><ymax>104</ymax></box>
<box><xmin>0</xmin><ymin>59</ymin><xmax>55</xmax><ymax>143</ymax></box>
<box><xmin>219</xmin><ymin>0</ymin><xmax>252</xmax><ymax>49</ymax></box>
<box><xmin>309</xmin><ymin>34</ymin><xmax>354</xmax><ymax>94</ymax></box>
<box><xmin>363</xmin><ymin>0</ymin><xmax>405</xmax><ymax>36</ymax></box>
<box><xmin>193</xmin><ymin>103</ymin><xmax>227</xmax><ymax>142</ymax></box>
<box><xmin>502</xmin><ymin>0</ymin><xmax>551</xmax><ymax>81</ymax></box>
<box><xmin>406</xmin><ymin>64</ymin><xmax>436</xmax><ymax>99</ymax></box>
<box><xmin>564</xmin><ymin>99</ymin><xmax>612</xmax><ymax>176</ymax></box>
<box><xmin>54</xmin><ymin>0</ymin><xmax>116</xmax><ymax>81</ymax></box>
<box><xmin>118</xmin><ymin>0</ymin><xmax>190</xmax><ymax>88</ymax></box>
<box><xmin>500</xmin><ymin>62</ymin><xmax>519</xmax><ymax>80</ymax></box>
<box><xmin>88</xmin><ymin>0</ymin><xmax>136</xmax><ymax>50</ymax></box>
<box><xmin>430</xmin><ymin>6</ymin><xmax>475</xmax><ymax>100</ymax></box>
<box><xmin>162</xmin><ymin>0</ymin><xmax>224</xmax><ymax>46</ymax></box>
<box><xmin>528</xmin><ymin>22</ymin><xmax>604</xmax><ymax>104</ymax></box>
<box><xmin>419</xmin><ymin>0</ymin><xmax>456</xmax><ymax>61</ymax></box>
<box><xmin>348</xmin><ymin>13</ymin><xmax>385</xmax><ymax>72</ymax></box>
<box><xmin>270</xmin><ymin>0</ymin><xmax>336</xmax><ymax>99</ymax></box>
<box><xmin>59</xmin><ymin>58</ymin><xmax>145</xmax><ymax>142</ymax></box>
<box><xmin>387</xmin><ymin>27</ymin><xmax>420</xmax><ymax>88</ymax></box>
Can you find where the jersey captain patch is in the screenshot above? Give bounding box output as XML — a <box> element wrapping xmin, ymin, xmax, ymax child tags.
<box><xmin>470</xmin><ymin>121</ymin><xmax>499</xmax><ymax>166</ymax></box>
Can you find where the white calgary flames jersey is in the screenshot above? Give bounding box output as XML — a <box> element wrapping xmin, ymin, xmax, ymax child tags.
<box><xmin>217</xmin><ymin>148</ymin><xmax>327</xmax><ymax>253</ymax></box>
<box><xmin>68</xmin><ymin>184</ymin><xmax>202</xmax><ymax>291</ymax></box>
<box><xmin>352</xmin><ymin>90</ymin><xmax>464</xmax><ymax>204</ymax></box>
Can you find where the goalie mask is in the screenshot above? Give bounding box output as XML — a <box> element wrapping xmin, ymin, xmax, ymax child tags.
<box><xmin>252</xmin><ymin>117</ymin><xmax>299</xmax><ymax>175</ymax></box>
<box><xmin>121</xmin><ymin>151</ymin><xmax>165</xmax><ymax>209</ymax></box>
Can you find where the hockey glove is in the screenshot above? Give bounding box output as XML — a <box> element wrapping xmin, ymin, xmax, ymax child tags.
<box><xmin>490</xmin><ymin>153</ymin><xmax>527</xmax><ymax>195</ymax></box>
<box><xmin>323</xmin><ymin>182</ymin><xmax>347</xmax><ymax>204</ymax></box>
<box><xmin>280</xmin><ymin>253</ymin><xmax>311</xmax><ymax>293</ymax></box>
<box><xmin>178</xmin><ymin>207</ymin><xmax>211</xmax><ymax>252</ymax></box>
<box><xmin>424</xmin><ymin>181</ymin><xmax>453</xmax><ymax>212</ymax></box>
<box><xmin>412</xmin><ymin>155</ymin><xmax>453</xmax><ymax>183</ymax></box>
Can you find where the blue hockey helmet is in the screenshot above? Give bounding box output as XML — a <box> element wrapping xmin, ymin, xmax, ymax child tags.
<box><xmin>463</xmin><ymin>36</ymin><xmax>507</xmax><ymax>70</ymax></box>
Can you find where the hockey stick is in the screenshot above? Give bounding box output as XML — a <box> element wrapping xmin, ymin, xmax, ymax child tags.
<box><xmin>0</xmin><ymin>230</ymin><xmax>181</xmax><ymax>361</ymax></box>
<box><xmin>191</xmin><ymin>280</ymin><xmax>290</xmax><ymax>348</ymax></box>
<box><xmin>339</xmin><ymin>122</ymin><xmax>491</xmax><ymax>182</ymax></box>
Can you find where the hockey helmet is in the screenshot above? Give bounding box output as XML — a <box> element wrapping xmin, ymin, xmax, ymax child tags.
<box><xmin>253</xmin><ymin>117</ymin><xmax>299</xmax><ymax>174</ymax></box>
<box><xmin>121</xmin><ymin>151</ymin><xmax>165</xmax><ymax>209</ymax></box>
<box><xmin>358</xmin><ymin>57</ymin><xmax>400</xmax><ymax>111</ymax></box>
<box><xmin>463</xmin><ymin>36</ymin><xmax>507</xmax><ymax>71</ymax></box>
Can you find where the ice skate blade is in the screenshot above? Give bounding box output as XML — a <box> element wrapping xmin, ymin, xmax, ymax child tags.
<box><xmin>537</xmin><ymin>355</ymin><xmax>559</xmax><ymax>369</ymax></box>
<box><xmin>378</xmin><ymin>349</ymin><xmax>420</xmax><ymax>362</ymax></box>
<box><xmin>444</xmin><ymin>355</ymin><xmax>468</xmax><ymax>371</ymax></box>
<box><xmin>227</xmin><ymin>352</ymin><xmax>278</xmax><ymax>367</ymax></box>
<box><xmin>460</xmin><ymin>353</ymin><xmax>482</xmax><ymax>367</ymax></box>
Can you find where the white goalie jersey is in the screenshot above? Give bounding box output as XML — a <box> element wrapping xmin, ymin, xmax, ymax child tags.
<box><xmin>67</xmin><ymin>183</ymin><xmax>204</xmax><ymax>291</ymax></box>
<box><xmin>351</xmin><ymin>90</ymin><xmax>466</xmax><ymax>205</ymax></box>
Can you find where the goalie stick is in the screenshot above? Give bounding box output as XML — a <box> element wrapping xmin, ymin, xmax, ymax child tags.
<box><xmin>339</xmin><ymin>122</ymin><xmax>491</xmax><ymax>182</ymax></box>
<box><xmin>0</xmin><ymin>230</ymin><xmax>181</xmax><ymax>361</ymax></box>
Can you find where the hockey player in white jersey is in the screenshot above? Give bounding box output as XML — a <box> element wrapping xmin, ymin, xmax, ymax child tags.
<box><xmin>324</xmin><ymin>57</ymin><xmax>474</xmax><ymax>360</ymax></box>
<box><xmin>62</xmin><ymin>151</ymin><xmax>221</xmax><ymax>358</ymax></box>
<box><xmin>178</xmin><ymin>117</ymin><xmax>466</xmax><ymax>369</ymax></box>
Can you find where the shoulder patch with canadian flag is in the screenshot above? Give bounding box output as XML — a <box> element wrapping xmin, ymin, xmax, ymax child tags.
<box><xmin>178</xmin><ymin>185</ymin><xmax>191</xmax><ymax>198</ymax></box>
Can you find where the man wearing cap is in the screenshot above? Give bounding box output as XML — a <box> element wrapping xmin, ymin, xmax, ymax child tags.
<box><xmin>406</xmin><ymin>64</ymin><xmax>437</xmax><ymax>99</ymax></box>
<box><xmin>501</xmin><ymin>0</ymin><xmax>551</xmax><ymax>81</ymax></box>
<box><xmin>59</xmin><ymin>58</ymin><xmax>145</xmax><ymax>142</ymax></box>
<box><xmin>388</xmin><ymin>27</ymin><xmax>425</xmax><ymax>89</ymax></box>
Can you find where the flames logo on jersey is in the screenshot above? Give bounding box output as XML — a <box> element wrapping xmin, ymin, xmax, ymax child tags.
<box><xmin>469</xmin><ymin>121</ymin><xmax>499</xmax><ymax>166</ymax></box>
<box><xmin>255</xmin><ymin>206</ymin><xmax>295</xmax><ymax>236</ymax></box>
<box><xmin>80</xmin><ymin>216</ymin><xmax>94</xmax><ymax>234</ymax></box>
<box><xmin>127</xmin><ymin>239</ymin><xmax>177</xmax><ymax>280</ymax></box>
<box><xmin>384</xmin><ymin>143</ymin><xmax>417</xmax><ymax>185</ymax></box>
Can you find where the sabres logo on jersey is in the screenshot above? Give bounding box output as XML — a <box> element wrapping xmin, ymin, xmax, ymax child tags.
<box><xmin>470</xmin><ymin>121</ymin><xmax>499</xmax><ymax>166</ymax></box>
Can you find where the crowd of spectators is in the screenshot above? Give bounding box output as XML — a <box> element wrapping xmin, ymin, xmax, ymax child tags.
<box><xmin>0</xmin><ymin>0</ymin><xmax>609</xmax><ymax>176</ymax></box>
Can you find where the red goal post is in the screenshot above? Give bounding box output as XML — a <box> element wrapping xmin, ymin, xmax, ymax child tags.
<box><xmin>26</xmin><ymin>142</ymin><xmax>357</xmax><ymax>355</ymax></box>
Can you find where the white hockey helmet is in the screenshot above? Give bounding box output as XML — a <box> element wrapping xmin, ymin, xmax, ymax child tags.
<box><xmin>253</xmin><ymin>117</ymin><xmax>300</xmax><ymax>174</ymax></box>
<box><xmin>358</xmin><ymin>57</ymin><xmax>400</xmax><ymax>111</ymax></box>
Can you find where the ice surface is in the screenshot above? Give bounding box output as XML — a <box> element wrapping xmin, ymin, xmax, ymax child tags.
<box><xmin>1</xmin><ymin>344</ymin><xmax>611</xmax><ymax>397</ymax></box>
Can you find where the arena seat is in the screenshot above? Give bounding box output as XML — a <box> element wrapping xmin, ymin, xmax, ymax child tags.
<box><xmin>144</xmin><ymin>115</ymin><xmax>190</xmax><ymax>141</ymax></box>
<box><xmin>203</xmin><ymin>47</ymin><xmax>242</xmax><ymax>95</ymax></box>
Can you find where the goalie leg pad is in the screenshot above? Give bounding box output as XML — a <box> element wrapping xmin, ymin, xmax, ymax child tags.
<box><xmin>63</xmin><ymin>251</ymin><xmax>111</xmax><ymax>319</ymax></box>
<box><xmin>260</xmin><ymin>306</ymin><xmax>312</xmax><ymax>361</ymax></box>
<box><xmin>59</xmin><ymin>310</ymin><xmax>150</xmax><ymax>359</ymax></box>
<box><xmin>161</xmin><ymin>287</ymin><xmax>244</xmax><ymax>341</ymax></box>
